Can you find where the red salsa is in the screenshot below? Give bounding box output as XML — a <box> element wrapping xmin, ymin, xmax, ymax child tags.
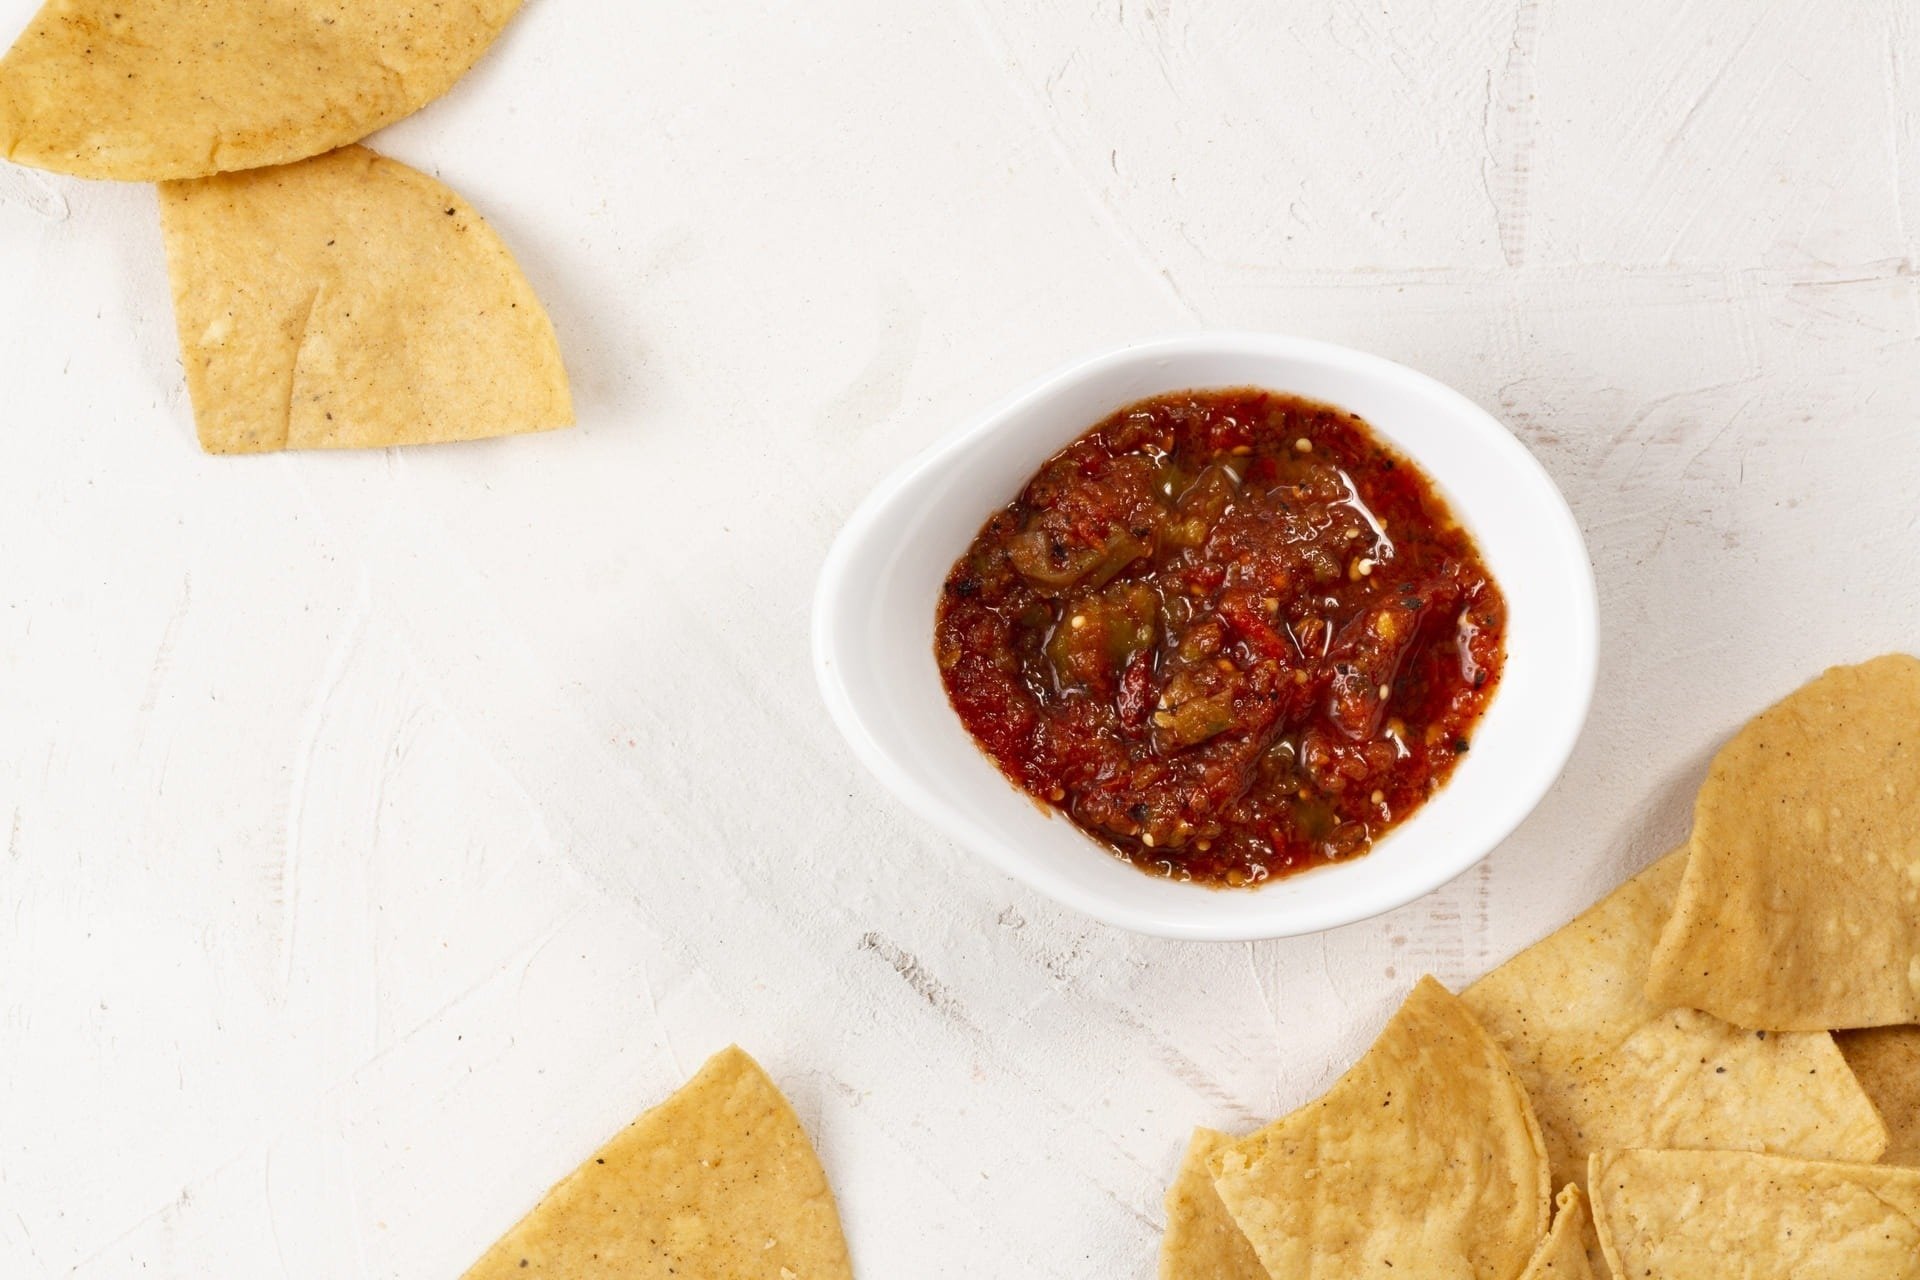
<box><xmin>934</xmin><ymin>389</ymin><xmax>1506</xmax><ymax>887</ymax></box>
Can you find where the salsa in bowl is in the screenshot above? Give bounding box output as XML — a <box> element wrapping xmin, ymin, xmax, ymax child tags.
<box><xmin>934</xmin><ymin>389</ymin><xmax>1505</xmax><ymax>888</ymax></box>
<box><xmin>813</xmin><ymin>333</ymin><xmax>1593</xmax><ymax>940</ymax></box>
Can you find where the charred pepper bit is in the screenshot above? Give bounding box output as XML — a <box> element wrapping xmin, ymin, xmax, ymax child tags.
<box><xmin>1006</xmin><ymin>523</ymin><xmax>1152</xmax><ymax>594</ymax></box>
<box><xmin>1165</xmin><ymin>462</ymin><xmax>1242</xmax><ymax>548</ymax></box>
<box><xmin>1152</xmin><ymin>690</ymin><xmax>1239</xmax><ymax>753</ymax></box>
<box><xmin>1323</xmin><ymin>821</ymin><xmax>1370</xmax><ymax>860</ymax></box>
<box><xmin>1045</xmin><ymin>581</ymin><xmax>1158</xmax><ymax>694</ymax></box>
<box><xmin>1005</xmin><ymin>529</ymin><xmax>1096</xmax><ymax>592</ymax></box>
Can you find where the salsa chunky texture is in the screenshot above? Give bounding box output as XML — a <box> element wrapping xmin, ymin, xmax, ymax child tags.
<box><xmin>934</xmin><ymin>389</ymin><xmax>1506</xmax><ymax>887</ymax></box>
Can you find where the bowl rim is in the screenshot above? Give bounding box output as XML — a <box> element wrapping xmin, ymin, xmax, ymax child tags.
<box><xmin>812</xmin><ymin>330</ymin><xmax>1598</xmax><ymax>940</ymax></box>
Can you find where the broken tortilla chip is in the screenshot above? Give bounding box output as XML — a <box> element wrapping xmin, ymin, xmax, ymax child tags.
<box><xmin>0</xmin><ymin>0</ymin><xmax>522</xmax><ymax>181</ymax></box>
<box><xmin>159</xmin><ymin>145</ymin><xmax>571</xmax><ymax>453</ymax></box>
<box><xmin>1158</xmin><ymin>1129</ymin><xmax>1265</xmax><ymax>1280</ymax></box>
<box><xmin>1647</xmin><ymin>654</ymin><xmax>1920</xmax><ymax>1030</ymax></box>
<box><xmin>462</xmin><ymin>1045</ymin><xmax>852</xmax><ymax>1280</ymax></box>
<box><xmin>1838</xmin><ymin>1025</ymin><xmax>1920</xmax><ymax>1166</ymax></box>
<box><xmin>1208</xmin><ymin>976</ymin><xmax>1550</xmax><ymax>1280</ymax></box>
<box><xmin>1463</xmin><ymin>848</ymin><xmax>1887</xmax><ymax>1202</ymax></box>
<box><xmin>1589</xmin><ymin>1148</ymin><xmax>1920</xmax><ymax>1279</ymax></box>
<box><xmin>1517</xmin><ymin>1185</ymin><xmax>1594</xmax><ymax>1280</ymax></box>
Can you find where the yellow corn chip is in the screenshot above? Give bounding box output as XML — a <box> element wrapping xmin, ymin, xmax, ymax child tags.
<box><xmin>463</xmin><ymin>1045</ymin><xmax>852</xmax><ymax>1280</ymax></box>
<box><xmin>0</xmin><ymin>0</ymin><xmax>521</xmax><ymax>180</ymax></box>
<box><xmin>1589</xmin><ymin>1148</ymin><xmax>1920</xmax><ymax>1279</ymax></box>
<box><xmin>1208</xmin><ymin>976</ymin><xmax>1550</xmax><ymax>1280</ymax></box>
<box><xmin>1838</xmin><ymin>1025</ymin><xmax>1920</xmax><ymax>1166</ymax></box>
<box><xmin>1517</xmin><ymin>1185</ymin><xmax>1594</xmax><ymax>1280</ymax></box>
<box><xmin>1464</xmin><ymin>848</ymin><xmax>1886</xmax><ymax>1199</ymax></box>
<box><xmin>160</xmin><ymin>145</ymin><xmax>571</xmax><ymax>453</ymax></box>
<box><xmin>1158</xmin><ymin>1128</ymin><xmax>1265</xmax><ymax>1280</ymax></box>
<box><xmin>1648</xmin><ymin>654</ymin><xmax>1920</xmax><ymax>1030</ymax></box>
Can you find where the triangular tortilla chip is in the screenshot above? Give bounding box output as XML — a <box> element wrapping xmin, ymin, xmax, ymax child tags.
<box><xmin>1589</xmin><ymin>1149</ymin><xmax>1920</xmax><ymax>1279</ymax></box>
<box><xmin>159</xmin><ymin>145</ymin><xmax>571</xmax><ymax>453</ymax></box>
<box><xmin>1647</xmin><ymin>654</ymin><xmax>1920</xmax><ymax>1030</ymax></box>
<box><xmin>1464</xmin><ymin>849</ymin><xmax>1886</xmax><ymax>1203</ymax></box>
<box><xmin>1838</xmin><ymin>1025</ymin><xmax>1920</xmax><ymax>1166</ymax></box>
<box><xmin>1208</xmin><ymin>976</ymin><xmax>1550</xmax><ymax>1280</ymax></box>
<box><xmin>463</xmin><ymin>1045</ymin><xmax>852</xmax><ymax>1280</ymax></box>
<box><xmin>1517</xmin><ymin>1186</ymin><xmax>1594</xmax><ymax>1280</ymax></box>
<box><xmin>0</xmin><ymin>0</ymin><xmax>522</xmax><ymax>180</ymax></box>
<box><xmin>1158</xmin><ymin>1129</ymin><xmax>1265</xmax><ymax>1280</ymax></box>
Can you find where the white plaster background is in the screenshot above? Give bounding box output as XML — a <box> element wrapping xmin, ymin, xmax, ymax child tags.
<box><xmin>3</xmin><ymin>1</ymin><xmax>1919</xmax><ymax>1275</ymax></box>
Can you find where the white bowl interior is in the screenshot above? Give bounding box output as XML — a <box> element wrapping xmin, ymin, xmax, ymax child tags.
<box><xmin>814</xmin><ymin>334</ymin><xmax>1595</xmax><ymax>940</ymax></box>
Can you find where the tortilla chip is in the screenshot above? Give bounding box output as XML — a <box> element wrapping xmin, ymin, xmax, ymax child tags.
<box><xmin>1463</xmin><ymin>848</ymin><xmax>1887</xmax><ymax>1201</ymax></box>
<box><xmin>1838</xmin><ymin>1025</ymin><xmax>1920</xmax><ymax>1166</ymax></box>
<box><xmin>1647</xmin><ymin>654</ymin><xmax>1920</xmax><ymax>1030</ymax></box>
<box><xmin>1208</xmin><ymin>976</ymin><xmax>1549</xmax><ymax>1280</ymax></box>
<box><xmin>1158</xmin><ymin>1129</ymin><xmax>1265</xmax><ymax>1280</ymax></box>
<box><xmin>1589</xmin><ymin>1148</ymin><xmax>1920</xmax><ymax>1279</ymax></box>
<box><xmin>462</xmin><ymin>1045</ymin><xmax>852</xmax><ymax>1280</ymax></box>
<box><xmin>159</xmin><ymin>145</ymin><xmax>571</xmax><ymax>453</ymax></box>
<box><xmin>1517</xmin><ymin>1186</ymin><xmax>1594</xmax><ymax>1280</ymax></box>
<box><xmin>0</xmin><ymin>0</ymin><xmax>522</xmax><ymax>181</ymax></box>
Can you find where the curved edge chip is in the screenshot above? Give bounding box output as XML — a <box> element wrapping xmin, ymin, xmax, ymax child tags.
<box><xmin>1589</xmin><ymin>1148</ymin><xmax>1920</xmax><ymax>1279</ymax></box>
<box><xmin>1517</xmin><ymin>1185</ymin><xmax>1595</xmax><ymax>1280</ymax></box>
<box><xmin>0</xmin><ymin>0</ymin><xmax>523</xmax><ymax>180</ymax></box>
<box><xmin>1157</xmin><ymin>1128</ymin><xmax>1266</xmax><ymax>1280</ymax></box>
<box><xmin>462</xmin><ymin>1045</ymin><xmax>853</xmax><ymax>1280</ymax></box>
<box><xmin>1207</xmin><ymin>975</ymin><xmax>1550</xmax><ymax>1280</ymax></box>
<box><xmin>160</xmin><ymin>145</ymin><xmax>572</xmax><ymax>453</ymax></box>
<box><xmin>1837</xmin><ymin>1024</ymin><xmax>1920</xmax><ymax>1166</ymax></box>
<box><xmin>1465</xmin><ymin>847</ymin><xmax>1887</xmax><ymax>1195</ymax></box>
<box><xmin>1647</xmin><ymin>654</ymin><xmax>1920</xmax><ymax>1031</ymax></box>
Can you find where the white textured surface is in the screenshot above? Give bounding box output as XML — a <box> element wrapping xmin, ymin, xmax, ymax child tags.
<box><xmin>2</xmin><ymin>2</ymin><xmax>1918</xmax><ymax>1275</ymax></box>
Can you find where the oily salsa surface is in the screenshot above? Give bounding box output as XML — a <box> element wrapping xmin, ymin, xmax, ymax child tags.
<box><xmin>934</xmin><ymin>389</ymin><xmax>1506</xmax><ymax>887</ymax></box>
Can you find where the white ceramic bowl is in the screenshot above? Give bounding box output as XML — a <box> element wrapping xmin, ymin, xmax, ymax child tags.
<box><xmin>813</xmin><ymin>333</ymin><xmax>1596</xmax><ymax>941</ymax></box>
